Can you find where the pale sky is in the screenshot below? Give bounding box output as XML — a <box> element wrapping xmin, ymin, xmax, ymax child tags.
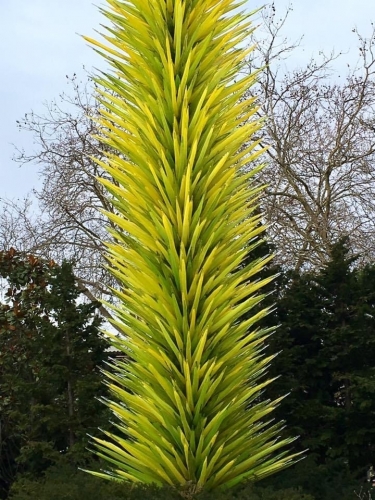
<box><xmin>1</xmin><ymin>0</ymin><xmax>374</xmax><ymax>201</ymax></box>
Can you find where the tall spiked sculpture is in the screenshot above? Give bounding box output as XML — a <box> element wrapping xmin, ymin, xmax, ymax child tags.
<box><xmin>85</xmin><ymin>0</ymin><xmax>297</xmax><ymax>495</ymax></box>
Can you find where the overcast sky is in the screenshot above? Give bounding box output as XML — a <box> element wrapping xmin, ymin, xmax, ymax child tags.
<box><xmin>1</xmin><ymin>0</ymin><xmax>374</xmax><ymax>202</ymax></box>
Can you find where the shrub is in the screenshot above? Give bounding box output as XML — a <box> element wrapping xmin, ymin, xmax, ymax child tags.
<box><xmin>8</xmin><ymin>463</ymin><xmax>314</xmax><ymax>500</ymax></box>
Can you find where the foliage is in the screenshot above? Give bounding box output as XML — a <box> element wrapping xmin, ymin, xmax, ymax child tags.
<box><xmin>260</xmin><ymin>237</ymin><xmax>375</xmax><ymax>490</ymax></box>
<box><xmin>83</xmin><ymin>0</ymin><xmax>297</xmax><ymax>495</ymax></box>
<box><xmin>8</xmin><ymin>462</ymin><xmax>131</xmax><ymax>500</ymax></box>
<box><xmin>8</xmin><ymin>462</ymin><xmax>314</xmax><ymax>500</ymax></box>
<box><xmin>4</xmin><ymin>238</ymin><xmax>375</xmax><ymax>498</ymax></box>
<box><xmin>0</xmin><ymin>249</ymin><xmax>108</xmax><ymax>499</ymax></box>
<box><xmin>260</xmin><ymin>454</ymin><xmax>367</xmax><ymax>500</ymax></box>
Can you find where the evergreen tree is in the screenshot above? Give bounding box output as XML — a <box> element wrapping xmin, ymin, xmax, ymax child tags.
<box><xmin>0</xmin><ymin>249</ymin><xmax>108</xmax><ymax>498</ymax></box>
<box><xmin>264</xmin><ymin>237</ymin><xmax>375</xmax><ymax>479</ymax></box>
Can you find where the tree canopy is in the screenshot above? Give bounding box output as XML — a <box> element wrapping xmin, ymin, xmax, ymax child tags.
<box><xmin>0</xmin><ymin>249</ymin><xmax>108</xmax><ymax>499</ymax></box>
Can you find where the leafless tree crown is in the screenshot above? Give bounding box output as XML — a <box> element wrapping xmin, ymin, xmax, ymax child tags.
<box><xmin>246</xmin><ymin>5</ymin><xmax>375</xmax><ymax>271</ymax></box>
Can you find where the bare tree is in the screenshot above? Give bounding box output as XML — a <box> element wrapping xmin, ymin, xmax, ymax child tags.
<box><xmin>3</xmin><ymin>75</ymin><xmax>120</xmax><ymax>300</ymax></box>
<box><xmin>246</xmin><ymin>4</ymin><xmax>375</xmax><ymax>271</ymax></box>
<box><xmin>0</xmin><ymin>197</ymin><xmax>40</xmax><ymax>253</ymax></box>
<box><xmin>0</xmin><ymin>75</ymin><xmax>125</xmax><ymax>330</ymax></box>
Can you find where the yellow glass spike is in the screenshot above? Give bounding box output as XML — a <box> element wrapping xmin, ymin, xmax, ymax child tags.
<box><xmin>84</xmin><ymin>0</ymin><xmax>298</xmax><ymax>493</ymax></box>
